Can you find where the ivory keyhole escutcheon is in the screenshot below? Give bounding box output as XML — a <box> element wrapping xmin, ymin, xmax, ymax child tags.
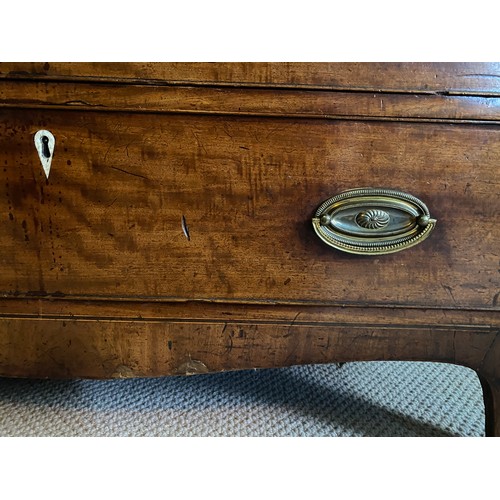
<box><xmin>34</xmin><ymin>130</ymin><xmax>55</xmax><ymax>179</ymax></box>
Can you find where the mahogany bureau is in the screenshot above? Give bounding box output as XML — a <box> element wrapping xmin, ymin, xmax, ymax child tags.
<box><xmin>0</xmin><ymin>63</ymin><xmax>499</xmax><ymax>435</ymax></box>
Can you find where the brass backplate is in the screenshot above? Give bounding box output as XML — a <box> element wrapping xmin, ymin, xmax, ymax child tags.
<box><xmin>312</xmin><ymin>188</ymin><xmax>437</xmax><ymax>255</ymax></box>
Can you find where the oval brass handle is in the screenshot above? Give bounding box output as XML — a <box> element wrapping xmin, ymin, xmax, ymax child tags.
<box><xmin>312</xmin><ymin>188</ymin><xmax>437</xmax><ymax>255</ymax></box>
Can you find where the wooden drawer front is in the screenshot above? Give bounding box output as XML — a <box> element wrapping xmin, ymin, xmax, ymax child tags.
<box><xmin>1</xmin><ymin>108</ymin><xmax>499</xmax><ymax>309</ymax></box>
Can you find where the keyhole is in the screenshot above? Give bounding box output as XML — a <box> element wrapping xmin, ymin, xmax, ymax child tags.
<box><xmin>41</xmin><ymin>136</ymin><xmax>51</xmax><ymax>159</ymax></box>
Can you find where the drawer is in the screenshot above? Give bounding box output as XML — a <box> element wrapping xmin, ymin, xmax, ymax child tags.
<box><xmin>1</xmin><ymin>106</ymin><xmax>498</xmax><ymax>310</ymax></box>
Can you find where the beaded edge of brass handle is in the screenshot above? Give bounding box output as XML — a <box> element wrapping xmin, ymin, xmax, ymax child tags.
<box><xmin>312</xmin><ymin>188</ymin><xmax>437</xmax><ymax>255</ymax></box>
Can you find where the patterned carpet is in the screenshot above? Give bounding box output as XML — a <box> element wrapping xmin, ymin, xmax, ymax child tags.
<box><xmin>0</xmin><ymin>361</ymin><xmax>485</xmax><ymax>437</ymax></box>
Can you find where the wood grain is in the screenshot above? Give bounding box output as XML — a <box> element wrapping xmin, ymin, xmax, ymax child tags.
<box><xmin>0</xmin><ymin>311</ymin><xmax>496</xmax><ymax>378</ymax></box>
<box><xmin>1</xmin><ymin>109</ymin><xmax>498</xmax><ymax>309</ymax></box>
<box><xmin>1</xmin><ymin>62</ymin><xmax>500</xmax><ymax>95</ymax></box>
<box><xmin>1</xmin><ymin>298</ymin><xmax>499</xmax><ymax>325</ymax></box>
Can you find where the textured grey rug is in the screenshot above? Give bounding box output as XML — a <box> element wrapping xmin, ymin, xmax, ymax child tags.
<box><xmin>0</xmin><ymin>361</ymin><xmax>484</xmax><ymax>437</ymax></box>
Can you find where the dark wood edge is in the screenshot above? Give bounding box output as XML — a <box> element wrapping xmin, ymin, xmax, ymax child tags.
<box><xmin>1</xmin><ymin>294</ymin><xmax>499</xmax><ymax>313</ymax></box>
<box><xmin>1</xmin><ymin>80</ymin><xmax>500</xmax><ymax>123</ymax></box>
<box><xmin>1</xmin><ymin>298</ymin><xmax>498</xmax><ymax>326</ymax></box>
<box><xmin>0</xmin><ymin>316</ymin><xmax>497</xmax><ymax>379</ymax></box>
<box><xmin>1</xmin><ymin>63</ymin><xmax>500</xmax><ymax>96</ymax></box>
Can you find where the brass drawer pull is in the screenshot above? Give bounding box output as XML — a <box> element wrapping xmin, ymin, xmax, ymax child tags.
<box><xmin>312</xmin><ymin>188</ymin><xmax>437</xmax><ymax>255</ymax></box>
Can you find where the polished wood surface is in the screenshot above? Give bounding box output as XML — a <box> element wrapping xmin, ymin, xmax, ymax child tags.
<box><xmin>1</xmin><ymin>109</ymin><xmax>498</xmax><ymax>308</ymax></box>
<box><xmin>0</xmin><ymin>63</ymin><xmax>499</xmax><ymax>435</ymax></box>
<box><xmin>1</xmin><ymin>62</ymin><xmax>500</xmax><ymax>94</ymax></box>
<box><xmin>1</xmin><ymin>80</ymin><xmax>500</xmax><ymax>122</ymax></box>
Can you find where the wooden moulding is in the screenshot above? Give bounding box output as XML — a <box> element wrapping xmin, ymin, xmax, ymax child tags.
<box><xmin>0</xmin><ymin>300</ymin><xmax>498</xmax><ymax>378</ymax></box>
<box><xmin>1</xmin><ymin>297</ymin><xmax>498</xmax><ymax>326</ymax></box>
<box><xmin>1</xmin><ymin>80</ymin><xmax>500</xmax><ymax>123</ymax></box>
<box><xmin>1</xmin><ymin>62</ymin><xmax>500</xmax><ymax>95</ymax></box>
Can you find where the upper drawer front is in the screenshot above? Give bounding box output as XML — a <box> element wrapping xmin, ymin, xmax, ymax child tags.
<box><xmin>1</xmin><ymin>108</ymin><xmax>499</xmax><ymax>309</ymax></box>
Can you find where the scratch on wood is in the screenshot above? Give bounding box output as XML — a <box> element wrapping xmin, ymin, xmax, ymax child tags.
<box><xmin>192</xmin><ymin>131</ymin><xmax>208</xmax><ymax>154</ymax></box>
<box><xmin>221</xmin><ymin>322</ymin><xmax>231</xmax><ymax>353</ymax></box>
<box><xmin>63</xmin><ymin>100</ymin><xmax>106</xmax><ymax>108</ymax></box>
<box><xmin>181</xmin><ymin>215</ymin><xmax>190</xmax><ymax>241</ymax></box>
<box><xmin>477</xmin><ymin>330</ymin><xmax>500</xmax><ymax>372</ymax></box>
<box><xmin>458</xmin><ymin>73</ymin><xmax>500</xmax><ymax>79</ymax></box>
<box><xmin>103</xmin><ymin>144</ymin><xmax>112</xmax><ymax>163</ymax></box>
<box><xmin>225</xmin><ymin>331</ymin><xmax>234</xmax><ymax>353</ymax></box>
<box><xmin>223</xmin><ymin>124</ymin><xmax>233</xmax><ymax>138</ymax></box>
<box><xmin>285</xmin><ymin>312</ymin><xmax>301</xmax><ymax>338</ymax></box>
<box><xmin>109</xmin><ymin>165</ymin><xmax>149</xmax><ymax>180</ymax></box>
<box><xmin>441</xmin><ymin>284</ymin><xmax>457</xmax><ymax>305</ymax></box>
